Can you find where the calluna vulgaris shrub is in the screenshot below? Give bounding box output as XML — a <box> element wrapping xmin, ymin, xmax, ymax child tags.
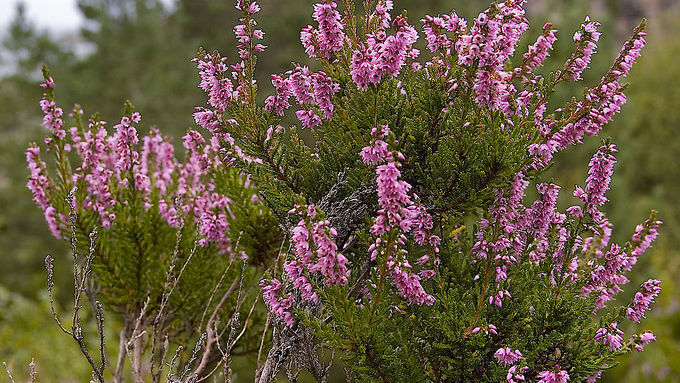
<box><xmin>25</xmin><ymin>0</ymin><xmax>663</xmax><ymax>381</ymax></box>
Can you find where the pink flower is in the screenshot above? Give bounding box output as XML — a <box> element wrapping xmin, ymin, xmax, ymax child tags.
<box><xmin>586</xmin><ymin>371</ymin><xmax>602</xmax><ymax>383</ymax></box>
<box><xmin>507</xmin><ymin>365</ymin><xmax>528</xmax><ymax>382</ymax></box>
<box><xmin>420</xmin><ymin>12</ymin><xmax>466</xmax><ymax>53</ymax></box>
<box><xmin>566</xmin><ymin>17</ymin><xmax>600</xmax><ymax>81</ymax></box>
<box><xmin>311</xmin><ymin>1</ymin><xmax>346</xmax><ymax>59</ymax></box>
<box><xmin>275</xmin><ymin>203</ymin><xmax>350</xmax><ymax>317</ymax></box>
<box><xmin>296</xmin><ymin>109</ymin><xmax>322</xmax><ymax>128</ymax></box>
<box><xmin>193</xmin><ymin>51</ymin><xmax>237</xmax><ymax>114</ymax></box>
<box><xmin>521</xmin><ymin>23</ymin><xmax>558</xmax><ymax>74</ymax></box>
<box><xmin>537</xmin><ymin>368</ymin><xmax>570</xmax><ymax>383</ymax></box>
<box><xmin>633</xmin><ymin>330</ymin><xmax>656</xmax><ymax>351</ymax></box>
<box><xmin>264</xmin><ymin>74</ymin><xmax>292</xmax><ymax>116</ymax></box>
<box><xmin>579</xmin><ymin>143</ymin><xmax>617</xmax><ymax>222</ymax></box>
<box><xmin>362</xmin><ymin>130</ymin><xmax>439</xmax><ymax>305</ymax></box>
<box><xmin>260</xmin><ymin>279</ymin><xmax>294</xmax><ymax>327</ymax></box>
<box><xmin>626</xmin><ymin>279</ymin><xmax>661</xmax><ymax>322</ymax></box>
<box><xmin>595</xmin><ymin>323</ymin><xmax>624</xmax><ymax>351</ymax></box>
<box><xmin>350</xmin><ymin>14</ymin><xmax>419</xmax><ymax>91</ymax></box>
<box><xmin>39</xmin><ymin>98</ymin><xmax>66</xmax><ymax>139</ymax></box>
<box><xmin>266</xmin><ymin>66</ymin><xmax>339</xmax><ymax>125</ymax></box>
<box><xmin>495</xmin><ymin>347</ymin><xmax>522</xmax><ymax>364</ymax></box>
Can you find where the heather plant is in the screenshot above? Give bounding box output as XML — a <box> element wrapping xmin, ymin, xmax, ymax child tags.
<box><xmin>24</xmin><ymin>67</ymin><xmax>281</xmax><ymax>381</ymax></box>
<box><xmin>22</xmin><ymin>0</ymin><xmax>664</xmax><ymax>382</ymax></box>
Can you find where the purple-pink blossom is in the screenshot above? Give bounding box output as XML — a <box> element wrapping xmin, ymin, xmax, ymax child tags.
<box><xmin>507</xmin><ymin>365</ymin><xmax>527</xmax><ymax>382</ymax></box>
<box><xmin>626</xmin><ymin>279</ymin><xmax>661</xmax><ymax>322</ymax></box>
<box><xmin>576</xmin><ymin>143</ymin><xmax>617</xmax><ymax>221</ymax></box>
<box><xmin>265</xmin><ymin>66</ymin><xmax>339</xmax><ymax>127</ymax></box>
<box><xmin>310</xmin><ymin>1</ymin><xmax>345</xmax><ymax>59</ymax></box>
<box><xmin>633</xmin><ymin>330</ymin><xmax>656</xmax><ymax>351</ymax></box>
<box><xmin>495</xmin><ymin>347</ymin><xmax>522</xmax><ymax>364</ymax></box>
<box><xmin>289</xmin><ymin>204</ymin><xmax>350</xmax><ymax>286</ymax></box>
<box><xmin>260</xmin><ymin>279</ymin><xmax>294</xmax><ymax>326</ymax></box>
<box><xmin>350</xmin><ymin>13</ymin><xmax>419</xmax><ymax>91</ymax></box>
<box><xmin>362</xmin><ymin>127</ymin><xmax>440</xmax><ymax>306</ymax></box>
<box><xmin>595</xmin><ymin>323</ymin><xmax>624</xmax><ymax>351</ymax></box>
<box><xmin>537</xmin><ymin>368</ymin><xmax>570</xmax><ymax>383</ymax></box>
<box><xmin>566</xmin><ymin>17</ymin><xmax>600</xmax><ymax>81</ymax></box>
<box><xmin>520</xmin><ymin>23</ymin><xmax>558</xmax><ymax>74</ymax></box>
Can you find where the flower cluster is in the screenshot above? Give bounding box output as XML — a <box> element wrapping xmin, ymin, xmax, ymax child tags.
<box><xmin>473</xmin><ymin>139</ymin><xmax>660</xmax><ymax>317</ymax></box>
<box><xmin>630</xmin><ymin>214</ymin><xmax>662</xmax><ymax>258</ymax></box>
<box><xmin>595</xmin><ymin>322</ymin><xmax>624</xmax><ymax>351</ymax></box>
<box><xmin>507</xmin><ymin>365</ymin><xmax>528</xmax><ymax>383</ymax></box>
<box><xmin>537</xmin><ymin>368</ymin><xmax>570</xmax><ymax>383</ymax></box>
<box><xmin>495</xmin><ymin>347</ymin><xmax>522</xmax><ymax>364</ymax></box>
<box><xmin>471</xmin><ymin>171</ymin><xmax>574</xmax><ymax>306</ymax></box>
<box><xmin>192</xmin><ymin>51</ymin><xmax>237</xmax><ymax>137</ymax></box>
<box><xmin>288</xmin><ymin>204</ymin><xmax>349</xmax><ymax>287</ymax></box>
<box><xmin>575</xmin><ymin>143</ymin><xmax>617</xmax><ymax>221</ymax></box>
<box><xmin>40</xmin><ymin>98</ymin><xmax>66</xmax><ymax>140</ymax></box>
<box><xmin>420</xmin><ymin>12</ymin><xmax>466</xmax><ymax>54</ymax></box>
<box><xmin>632</xmin><ymin>331</ymin><xmax>656</xmax><ymax>351</ymax></box>
<box><xmin>581</xmin><ymin>212</ymin><xmax>662</xmax><ymax>312</ymax></box>
<box><xmin>455</xmin><ymin>0</ymin><xmax>528</xmax><ymax>114</ymax></box>
<box><xmin>551</xmin><ymin>24</ymin><xmax>646</xmax><ymax>152</ymax></box>
<box><xmin>300</xmin><ymin>1</ymin><xmax>346</xmax><ymax>60</ymax></box>
<box><xmin>260</xmin><ymin>279</ymin><xmax>294</xmax><ymax>327</ymax></box>
<box><xmin>27</xmin><ymin>76</ymin><xmax>247</xmax><ymax>255</ymax></box>
<box><xmin>523</xmin><ymin>21</ymin><xmax>645</xmax><ymax>171</ymax></box>
<box><xmin>193</xmin><ymin>0</ymin><xmax>269</xmax><ymax>136</ymax></box>
<box><xmin>362</xmin><ymin>126</ymin><xmax>440</xmax><ymax>306</ymax></box>
<box><xmin>26</xmin><ymin>145</ymin><xmax>61</xmax><ymax>237</ymax></box>
<box><xmin>350</xmin><ymin>4</ymin><xmax>420</xmax><ymax>91</ymax></box>
<box><xmin>566</xmin><ymin>17</ymin><xmax>601</xmax><ymax>81</ymax></box>
<box><xmin>260</xmin><ymin>204</ymin><xmax>349</xmax><ymax>326</ymax></box>
<box><xmin>626</xmin><ymin>279</ymin><xmax>661</xmax><ymax>322</ymax></box>
<box><xmin>233</xmin><ymin>1</ymin><xmax>266</xmax><ymax>59</ymax></box>
<box><xmin>518</xmin><ymin>23</ymin><xmax>558</xmax><ymax>75</ymax></box>
<box><xmin>264</xmin><ymin>65</ymin><xmax>340</xmax><ymax>128</ymax></box>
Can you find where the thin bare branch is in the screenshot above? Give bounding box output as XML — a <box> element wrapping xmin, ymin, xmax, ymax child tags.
<box><xmin>126</xmin><ymin>297</ymin><xmax>150</xmax><ymax>383</ymax></box>
<box><xmin>2</xmin><ymin>362</ymin><xmax>16</xmax><ymax>383</ymax></box>
<box><xmin>166</xmin><ymin>344</ymin><xmax>184</xmax><ymax>382</ymax></box>
<box><xmin>29</xmin><ymin>358</ymin><xmax>36</xmax><ymax>383</ymax></box>
<box><xmin>44</xmin><ymin>254</ymin><xmax>73</xmax><ymax>336</ymax></box>
<box><xmin>179</xmin><ymin>333</ymin><xmax>207</xmax><ymax>381</ymax></box>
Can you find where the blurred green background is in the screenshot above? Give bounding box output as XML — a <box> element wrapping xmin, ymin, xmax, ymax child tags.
<box><xmin>0</xmin><ymin>0</ymin><xmax>678</xmax><ymax>381</ymax></box>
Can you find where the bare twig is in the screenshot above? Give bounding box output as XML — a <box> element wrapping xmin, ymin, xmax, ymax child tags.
<box><xmin>189</xmin><ymin>278</ymin><xmax>240</xmax><ymax>380</ymax></box>
<box><xmin>199</xmin><ymin>232</ymin><xmax>243</xmax><ymax>330</ymax></box>
<box><xmin>44</xmin><ymin>188</ymin><xmax>106</xmax><ymax>383</ymax></box>
<box><xmin>95</xmin><ymin>301</ymin><xmax>107</xmax><ymax>373</ymax></box>
<box><xmin>2</xmin><ymin>362</ymin><xmax>16</xmax><ymax>383</ymax></box>
<box><xmin>114</xmin><ymin>323</ymin><xmax>131</xmax><ymax>383</ymax></box>
<box><xmin>150</xmin><ymin>220</ymin><xmax>186</xmax><ymax>383</ymax></box>
<box><xmin>29</xmin><ymin>358</ymin><xmax>36</xmax><ymax>383</ymax></box>
<box><xmin>44</xmin><ymin>254</ymin><xmax>73</xmax><ymax>336</ymax></box>
<box><xmin>165</xmin><ymin>344</ymin><xmax>184</xmax><ymax>382</ymax></box>
<box><xmin>126</xmin><ymin>297</ymin><xmax>150</xmax><ymax>383</ymax></box>
<box><xmin>256</xmin><ymin>315</ymin><xmax>271</xmax><ymax>372</ymax></box>
<box><xmin>179</xmin><ymin>332</ymin><xmax>207</xmax><ymax>381</ymax></box>
<box><xmin>191</xmin><ymin>252</ymin><xmax>253</xmax><ymax>382</ymax></box>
